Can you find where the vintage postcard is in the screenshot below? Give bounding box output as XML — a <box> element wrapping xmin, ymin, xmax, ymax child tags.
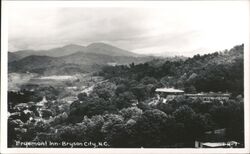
<box><xmin>1</xmin><ymin>1</ymin><xmax>250</xmax><ymax>154</ymax></box>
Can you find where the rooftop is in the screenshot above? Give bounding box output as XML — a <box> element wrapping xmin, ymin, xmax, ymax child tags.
<box><xmin>155</xmin><ymin>88</ymin><xmax>184</xmax><ymax>93</ymax></box>
<box><xmin>185</xmin><ymin>93</ymin><xmax>231</xmax><ymax>97</ymax></box>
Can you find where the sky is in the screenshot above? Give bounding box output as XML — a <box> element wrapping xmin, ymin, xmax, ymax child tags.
<box><xmin>7</xmin><ymin>1</ymin><xmax>249</xmax><ymax>56</ymax></box>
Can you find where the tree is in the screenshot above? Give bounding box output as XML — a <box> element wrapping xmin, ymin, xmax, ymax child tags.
<box><xmin>68</xmin><ymin>96</ymin><xmax>117</xmax><ymax>123</ymax></box>
<box><xmin>188</xmin><ymin>113</ymin><xmax>209</xmax><ymax>140</ymax></box>
<box><xmin>112</xmin><ymin>91</ymin><xmax>136</xmax><ymax>109</ymax></box>
<box><xmin>119</xmin><ymin>107</ymin><xmax>143</xmax><ymax>121</ymax></box>
<box><xmin>77</xmin><ymin>92</ymin><xmax>87</xmax><ymax>101</ymax></box>
<box><xmin>81</xmin><ymin>115</ymin><xmax>105</xmax><ymax>142</ymax></box>
<box><xmin>131</xmin><ymin>84</ymin><xmax>148</xmax><ymax>101</ymax></box>
<box><xmin>155</xmin><ymin>102</ymin><xmax>174</xmax><ymax>114</ymax></box>
<box><xmin>140</xmin><ymin>76</ymin><xmax>158</xmax><ymax>85</ymax></box>
<box><xmin>41</xmin><ymin>109</ymin><xmax>53</xmax><ymax>119</ymax></box>
<box><xmin>173</xmin><ymin>105</ymin><xmax>196</xmax><ymax>144</ymax></box>
<box><xmin>134</xmin><ymin>109</ymin><xmax>170</xmax><ymax>147</ymax></box>
<box><xmin>184</xmin><ymin>85</ymin><xmax>197</xmax><ymax>94</ymax></box>
<box><xmin>173</xmin><ymin>105</ymin><xmax>195</xmax><ymax>123</ymax></box>
<box><xmin>59</xmin><ymin>125</ymin><xmax>85</xmax><ymax>142</ymax></box>
<box><xmin>101</xmin><ymin>114</ymin><xmax>126</xmax><ymax>147</ymax></box>
<box><xmin>50</xmin><ymin>112</ymin><xmax>68</xmax><ymax>125</ymax></box>
<box><xmin>115</xmin><ymin>84</ymin><xmax>128</xmax><ymax>95</ymax></box>
<box><xmin>92</xmin><ymin>81</ymin><xmax>116</xmax><ymax>101</ymax></box>
<box><xmin>8</xmin><ymin>119</ymin><xmax>19</xmax><ymax>147</ymax></box>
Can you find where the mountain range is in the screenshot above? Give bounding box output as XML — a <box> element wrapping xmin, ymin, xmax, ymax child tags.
<box><xmin>8</xmin><ymin>42</ymin><xmax>154</xmax><ymax>74</ymax></box>
<box><xmin>8</xmin><ymin>43</ymin><xmax>140</xmax><ymax>62</ymax></box>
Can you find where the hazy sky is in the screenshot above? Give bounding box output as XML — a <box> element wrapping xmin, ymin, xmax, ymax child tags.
<box><xmin>7</xmin><ymin>1</ymin><xmax>249</xmax><ymax>56</ymax></box>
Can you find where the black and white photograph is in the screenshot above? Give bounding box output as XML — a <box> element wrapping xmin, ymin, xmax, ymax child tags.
<box><xmin>1</xmin><ymin>0</ymin><xmax>250</xmax><ymax>153</ymax></box>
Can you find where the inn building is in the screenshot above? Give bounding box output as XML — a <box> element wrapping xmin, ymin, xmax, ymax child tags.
<box><xmin>155</xmin><ymin>87</ymin><xmax>230</xmax><ymax>103</ymax></box>
<box><xmin>155</xmin><ymin>88</ymin><xmax>184</xmax><ymax>102</ymax></box>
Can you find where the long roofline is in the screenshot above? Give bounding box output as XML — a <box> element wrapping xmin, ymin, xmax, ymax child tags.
<box><xmin>155</xmin><ymin>88</ymin><xmax>184</xmax><ymax>93</ymax></box>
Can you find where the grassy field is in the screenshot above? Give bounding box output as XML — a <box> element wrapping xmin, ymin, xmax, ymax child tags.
<box><xmin>8</xmin><ymin>72</ymin><xmax>104</xmax><ymax>102</ymax></box>
<box><xmin>8</xmin><ymin>73</ymin><xmax>38</xmax><ymax>91</ymax></box>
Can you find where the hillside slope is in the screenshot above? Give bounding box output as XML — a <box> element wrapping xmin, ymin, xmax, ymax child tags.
<box><xmin>100</xmin><ymin>44</ymin><xmax>244</xmax><ymax>95</ymax></box>
<box><xmin>8</xmin><ymin>52</ymin><xmax>153</xmax><ymax>75</ymax></box>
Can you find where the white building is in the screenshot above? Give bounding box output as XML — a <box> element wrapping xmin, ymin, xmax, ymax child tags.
<box><xmin>155</xmin><ymin>88</ymin><xmax>184</xmax><ymax>103</ymax></box>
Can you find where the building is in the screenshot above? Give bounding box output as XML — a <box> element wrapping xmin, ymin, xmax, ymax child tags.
<box><xmin>185</xmin><ymin>92</ymin><xmax>230</xmax><ymax>103</ymax></box>
<box><xmin>195</xmin><ymin>141</ymin><xmax>239</xmax><ymax>148</ymax></box>
<box><xmin>107</xmin><ymin>62</ymin><xmax>117</xmax><ymax>66</ymax></box>
<box><xmin>13</xmin><ymin>103</ymin><xmax>29</xmax><ymax>111</ymax></box>
<box><xmin>36</xmin><ymin>96</ymin><xmax>48</xmax><ymax>108</ymax></box>
<box><xmin>155</xmin><ymin>87</ymin><xmax>231</xmax><ymax>103</ymax></box>
<box><xmin>195</xmin><ymin>128</ymin><xmax>240</xmax><ymax>148</ymax></box>
<box><xmin>155</xmin><ymin>88</ymin><xmax>184</xmax><ymax>102</ymax></box>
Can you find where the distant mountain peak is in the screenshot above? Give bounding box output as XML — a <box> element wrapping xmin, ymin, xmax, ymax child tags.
<box><xmin>61</xmin><ymin>44</ymin><xmax>84</xmax><ymax>48</ymax></box>
<box><xmin>87</xmin><ymin>42</ymin><xmax>114</xmax><ymax>47</ymax></box>
<box><xmin>86</xmin><ymin>42</ymin><xmax>137</xmax><ymax>57</ymax></box>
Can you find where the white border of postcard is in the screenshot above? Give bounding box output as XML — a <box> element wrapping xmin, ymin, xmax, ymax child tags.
<box><xmin>1</xmin><ymin>1</ymin><xmax>250</xmax><ymax>154</ymax></box>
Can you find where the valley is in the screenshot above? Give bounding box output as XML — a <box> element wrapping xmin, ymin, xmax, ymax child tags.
<box><xmin>7</xmin><ymin>44</ymin><xmax>244</xmax><ymax>148</ymax></box>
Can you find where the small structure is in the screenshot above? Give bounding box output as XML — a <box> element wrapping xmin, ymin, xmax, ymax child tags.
<box><xmin>62</xmin><ymin>96</ymin><xmax>78</xmax><ymax>104</ymax></box>
<box><xmin>107</xmin><ymin>62</ymin><xmax>117</xmax><ymax>66</ymax></box>
<box><xmin>131</xmin><ymin>99</ymin><xmax>139</xmax><ymax>106</ymax></box>
<box><xmin>195</xmin><ymin>141</ymin><xmax>239</xmax><ymax>148</ymax></box>
<box><xmin>13</xmin><ymin>103</ymin><xmax>29</xmax><ymax>111</ymax></box>
<box><xmin>195</xmin><ymin>128</ymin><xmax>240</xmax><ymax>148</ymax></box>
<box><xmin>36</xmin><ymin>96</ymin><xmax>48</xmax><ymax>109</ymax></box>
<box><xmin>155</xmin><ymin>88</ymin><xmax>184</xmax><ymax>102</ymax></box>
<box><xmin>35</xmin><ymin>97</ymin><xmax>48</xmax><ymax>118</ymax></box>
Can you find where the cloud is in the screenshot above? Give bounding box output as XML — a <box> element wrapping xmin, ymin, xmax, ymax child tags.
<box><xmin>7</xmin><ymin>1</ymin><xmax>249</xmax><ymax>56</ymax></box>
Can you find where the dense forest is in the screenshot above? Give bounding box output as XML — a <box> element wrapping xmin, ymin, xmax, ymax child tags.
<box><xmin>8</xmin><ymin>44</ymin><xmax>244</xmax><ymax>148</ymax></box>
<box><xmin>99</xmin><ymin>44</ymin><xmax>244</xmax><ymax>96</ymax></box>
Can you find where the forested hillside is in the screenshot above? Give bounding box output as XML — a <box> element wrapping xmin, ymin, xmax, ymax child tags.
<box><xmin>99</xmin><ymin>44</ymin><xmax>244</xmax><ymax>96</ymax></box>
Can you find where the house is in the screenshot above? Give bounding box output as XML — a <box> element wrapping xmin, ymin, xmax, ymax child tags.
<box><xmin>62</xmin><ymin>96</ymin><xmax>78</xmax><ymax>104</ymax></box>
<box><xmin>131</xmin><ymin>99</ymin><xmax>139</xmax><ymax>106</ymax></box>
<box><xmin>13</xmin><ymin>103</ymin><xmax>29</xmax><ymax>111</ymax></box>
<box><xmin>155</xmin><ymin>88</ymin><xmax>184</xmax><ymax>102</ymax></box>
<box><xmin>36</xmin><ymin>96</ymin><xmax>48</xmax><ymax>108</ymax></box>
